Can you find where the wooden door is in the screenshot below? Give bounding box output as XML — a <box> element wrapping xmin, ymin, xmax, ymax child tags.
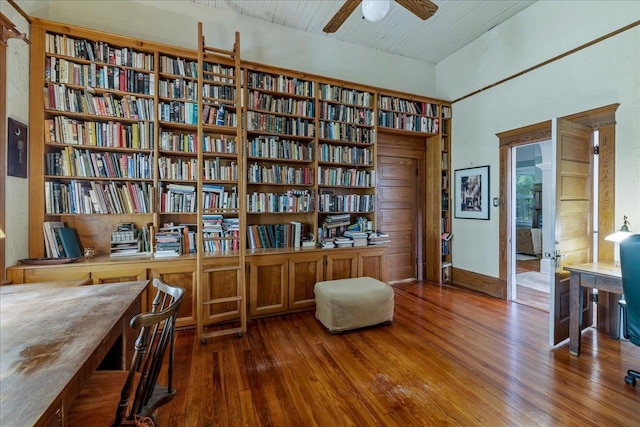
<box><xmin>377</xmin><ymin>144</ymin><xmax>422</xmax><ymax>281</ymax></box>
<box><xmin>550</xmin><ymin>119</ymin><xmax>594</xmax><ymax>345</ymax></box>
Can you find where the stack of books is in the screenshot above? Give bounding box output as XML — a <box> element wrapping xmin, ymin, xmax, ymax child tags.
<box><xmin>333</xmin><ymin>237</ymin><xmax>354</xmax><ymax>248</ymax></box>
<box><xmin>343</xmin><ymin>230</ymin><xmax>368</xmax><ymax>247</ymax></box>
<box><xmin>318</xmin><ymin>238</ymin><xmax>336</xmax><ymax>249</ymax></box>
<box><xmin>368</xmin><ymin>231</ymin><xmax>390</xmax><ymax>245</ymax></box>
<box><xmin>154</xmin><ymin>225</ymin><xmax>183</xmax><ymax>257</ymax></box>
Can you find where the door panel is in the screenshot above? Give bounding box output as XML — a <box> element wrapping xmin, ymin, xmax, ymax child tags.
<box><xmin>551</xmin><ymin>119</ymin><xmax>593</xmax><ymax>346</ymax></box>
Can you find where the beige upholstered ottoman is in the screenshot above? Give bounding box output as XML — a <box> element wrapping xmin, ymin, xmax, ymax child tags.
<box><xmin>314</xmin><ymin>277</ymin><xmax>394</xmax><ymax>333</ymax></box>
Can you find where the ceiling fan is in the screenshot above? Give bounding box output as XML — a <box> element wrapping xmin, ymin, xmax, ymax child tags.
<box><xmin>323</xmin><ymin>0</ymin><xmax>438</xmax><ymax>33</ymax></box>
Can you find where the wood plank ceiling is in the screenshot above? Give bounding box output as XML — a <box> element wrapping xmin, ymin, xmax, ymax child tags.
<box><xmin>189</xmin><ymin>0</ymin><xmax>536</xmax><ymax>64</ymax></box>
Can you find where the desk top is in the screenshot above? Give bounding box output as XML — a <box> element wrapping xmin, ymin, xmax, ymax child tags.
<box><xmin>0</xmin><ymin>280</ymin><xmax>148</xmax><ymax>426</ymax></box>
<box><xmin>563</xmin><ymin>261</ymin><xmax>621</xmax><ymax>279</ymax></box>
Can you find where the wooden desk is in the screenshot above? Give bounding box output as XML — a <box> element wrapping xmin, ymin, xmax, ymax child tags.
<box><xmin>564</xmin><ymin>262</ymin><xmax>622</xmax><ymax>356</ymax></box>
<box><xmin>0</xmin><ymin>280</ymin><xmax>148</xmax><ymax>426</ymax></box>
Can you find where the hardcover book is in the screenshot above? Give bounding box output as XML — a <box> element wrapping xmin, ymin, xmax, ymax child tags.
<box><xmin>55</xmin><ymin>227</ymin><xmax>83</xmax><ymax>259</ymax></box>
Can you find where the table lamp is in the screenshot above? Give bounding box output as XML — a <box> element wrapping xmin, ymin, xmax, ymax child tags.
<box><xmin>0</xmin><ymin>228</ymin><xmax>5</xmax><ymax>239</ymax></box>
<box><xmin>605</xmin><ymin>215</ymin><xmax>632</xmax><ymax>266</ymax></box>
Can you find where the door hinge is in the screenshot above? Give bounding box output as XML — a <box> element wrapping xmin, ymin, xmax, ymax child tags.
<box><xmin>593</xmin><ymin>145</ymin><xmax>599</xmax><ymax>155</ymax></box>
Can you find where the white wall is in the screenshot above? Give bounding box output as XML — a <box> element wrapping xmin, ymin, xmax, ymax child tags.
<box><xmin>2</xmin><ymin>0</ymin><xmax>32</xmax><ymax>268</ymax></box>
<box><xmin>35</xmin><ymin>0</ymin><xmax>436</xmax><ymax>96</ymax></box>
<box><xmin>437</xmin><ymin>1</ymin><xmax>640</xmax><ymax>278</ymax></box>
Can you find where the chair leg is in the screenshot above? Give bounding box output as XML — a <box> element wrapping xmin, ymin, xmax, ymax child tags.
<box><xmin>624</xmin><ymin>369</ymin><xmax>640</xmax><ymax>386</ymax></box>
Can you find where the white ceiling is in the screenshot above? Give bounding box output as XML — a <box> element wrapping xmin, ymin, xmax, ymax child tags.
<box><xmin>189</xmin><ymin>0</ymin><xmax>536</xmax><ymax>64</ymax></box>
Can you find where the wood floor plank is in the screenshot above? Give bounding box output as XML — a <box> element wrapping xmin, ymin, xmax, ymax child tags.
<box><xmin>158</xmin><ymin>281</ymin><xmax>640</xmax><ymax>426</ymax></box>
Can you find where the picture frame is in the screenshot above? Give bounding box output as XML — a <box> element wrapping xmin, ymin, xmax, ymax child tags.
<box><xmin>7</xmin><ymin>118</ymin><xmax>28</xmax><ymax>178</ymax></box>
<box><xmin>454</xmin><ymin>165</ymin><xmax>490</xmax><ymax>220</ymax></box>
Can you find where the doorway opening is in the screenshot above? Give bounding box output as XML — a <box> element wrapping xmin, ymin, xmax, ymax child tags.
<box><xmin>510</xmin><ymin>141</ymin><xmax>551</xmax><ymax>311</ymax></box>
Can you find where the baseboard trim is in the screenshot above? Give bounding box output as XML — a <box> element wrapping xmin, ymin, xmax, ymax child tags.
<box><xmin>451</xmin><ymin>267</ymin><xmax>507</xmax><ymax>299</ymax></box>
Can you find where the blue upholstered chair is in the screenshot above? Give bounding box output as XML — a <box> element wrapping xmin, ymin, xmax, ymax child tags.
<box><xmin>619</xmin><ymin>234</ymin><xmax>640</xmax><ymax>386</ymax></box>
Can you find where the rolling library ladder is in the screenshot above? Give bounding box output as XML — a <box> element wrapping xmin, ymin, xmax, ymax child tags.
<box><xmin>195</xmin><ymin>23</ymin><xmax>246</xmax><ymax>342</ymax></box>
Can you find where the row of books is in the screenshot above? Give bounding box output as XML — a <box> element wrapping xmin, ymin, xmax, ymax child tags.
<box><xmin>158</xmin><ymin>183</ymin><xmax>196</xmax><ymax>213</ymax></box>
<box><xmin>318</xmin><ymin>144</ymin><xmax>373</xmax><ymax>166</ymax></box>
<box><xmin>202</xmin><ymin>83</ymin><xmax>236</xmax><ymax>101</ymax></box>
<box><xmin>158</xmin><ymin>78</ymin><xmax>198</xmax><ymax>101</ymax></box>
<box><xmin>204</xmin><ymin>159</ymin><xmax>238</xmax><ymax>181</ymax></box>
<box><xmin>247</xmin><ymin>71</ymin><xmax>315</xmax><ymax>97</ymax></box>
<box><xmin>47</xmin><ymin>83</ymin><xmax>155</xmax><ymax>121</ymax></box>
<box><xmin>43</xmin><ymin>221</ymin><xmax>84</xmax><ymax>258</ymax></box>
<box><xmin>158</xmin><ymin>157</ymin><xmax>198</xmax><ymax>181</ymax></box>
<box><xmin>247</xmin><ymin>112</ymin><xmax>315</xmax><ymax>137</ymax></box>
<box><xmin>246</xmin><ymin>136</ymin><xmax>313</xmax><ymax>161</ymax></box>
<box><xmin>318</xmin><ymin>167</ymin><xmax>375</xmax><ymax>188</ymax></box>
<box><xmin>318</xmin><ymin>121</ymin><xmax>374</xmax><ymax>143</ymax></box>
<box><xmin>45</xmin><ymin>33</ymin><xmax>154</xmax><ymax>70</ymax></box>
<box><xmin>46</xmin><ymin>147</ymin><xmax>153</xmax><ymax>179</ymax></box>
<box><xmin>318</xmin><ymin>193</ymin><xmax>375</xmax><ymax>213</ymax></box>
<box><xmin>246</xmin><ymin>163</ymin><xmax>313</xmax><ymax>185</ymax></box>
<box><xmin>159</xmin><ymin>131</ymin><xmax>237</xmax><ymax>154</ymax></box>
<box><xmin>246</xmin><ymin>190</ymin><xmax>313</xmax><ymax>213</ymax></box>
<box><xmin>45</xmin><ymin>180</ymin><xmax>152</xmax><ymax>215</ymax></box>
<box><xmin>378</xmin><ymin>97</ymin><xmax>439</xmax><ymax>117</ymax></box>
<box><xmin>246</xmin><ymin>222</ymin><xmax>303</xmax><ymax>249</ymax></box>
<box><xmin>319</xmin><ymin>84</ymin><xmax>372</xmax><ymax>108</ymax></box>
<box><xmin>377</xmin><ymin>112</ymin><xmax>439</xmax><ymax>134</ymax></box>
<box><xmin>46</xmin><ymin>57</ymin><xmax>154</xmax><ymax>95</ymax></box>
<box><xmin>159</xmin><ymin>56</ymin><xmax>234</xmax><ymax>81</ymax></box>
<box><xmin>248</xmin><ymin>90</ymin><xmax>314</xmax><ymax>117</ymax></box>
<box><xmin>202</xmin><ymin>185</ymin><xmax>239</xmax><ymax>210</ymax></box>
<box><xmin>320</xmin><ymin>102</ymin><xmax>373</xmax><ymax>125</ymax></box>
<box><xmin>45</xmin><ymin>116</ymin><xmax>154</xmax><ymax>149</ymax></box>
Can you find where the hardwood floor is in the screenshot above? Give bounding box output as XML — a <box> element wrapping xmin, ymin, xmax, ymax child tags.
<box><xmin>515</xmin><ymin>258</ymin><xmax>549</xmax><ymax>311</ymax></box>
<box><xmin>158</xmin><ymin>281</ymin><xmax>640</xmax><ymax>426</ymax></box>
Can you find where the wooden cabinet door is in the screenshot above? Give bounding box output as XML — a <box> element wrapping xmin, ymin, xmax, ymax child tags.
<box><xmin>201</xmin><ymin>256</ymin><xmax>243</xmax><ymax>325</ymax></box>
<box><xmin>247</xmin><ymin>256</ymin><xmax>288</xmax><ymax>317</ymax></box>
<box><xmin>148</xmin><ymin>260</ymin><xmax>197</xmax><ymax>329</ymax></box>
<box><xmin>325</xmin><ymin>251</ymin><xmax>357</xmax><ymax>280</ymax></box>
<box><xmin>289</xmin><ymin>252</ymin><xmax>324</xmax><ymax>311</ymax></box>
<box><xmin>358</xmin><ymin>247</ymin><xmax>388</xmax><ymax>282</ymax></box>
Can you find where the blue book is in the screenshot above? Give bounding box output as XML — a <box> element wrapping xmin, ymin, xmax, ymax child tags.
<box><xmin>56</xmin><ymin>227</ymin><xmax>83</xmax><ymax>259</ymax></box>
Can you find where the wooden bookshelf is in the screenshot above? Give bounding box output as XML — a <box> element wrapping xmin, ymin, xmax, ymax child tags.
<box><xmin>244</xmin><ymin>66</ymin><xmax>317</xmax><ymax>251</ymax></box>
<box><xmin>441</xmin><ymin>106</ymin><xmax>452</xmax><ymax>282</ymax></box>
<box><xmin>23</xmin><ymin>18</ymin><xmax>453</xmax><ymax>326</ymax></box>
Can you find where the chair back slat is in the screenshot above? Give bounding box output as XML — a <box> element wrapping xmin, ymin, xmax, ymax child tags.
<box><xmin>115</xmin><ymin>279</ymin><xmax>185</xmax><ymax>425</ymax></box>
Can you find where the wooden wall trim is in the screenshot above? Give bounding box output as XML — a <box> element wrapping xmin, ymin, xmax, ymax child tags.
<box><xmin>451</xmin><ymin>267</ymin><xmax>507</xmax><ymax>300</ymax></box>
<box><xmin>496</xmin><ymin>121</ymin><xmax>552</xmax><ymax>147</ymax></box>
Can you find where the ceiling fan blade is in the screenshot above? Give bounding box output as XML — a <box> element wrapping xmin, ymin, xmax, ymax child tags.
<box><xmin>395</xmin><ymin>0</ymin><xmax>438</xmax><ymax>20</ymax></box>
<box><xmin>323</xmin><ymin>0</ymin><xmax>362</xmax><ymax>33</ymax></box>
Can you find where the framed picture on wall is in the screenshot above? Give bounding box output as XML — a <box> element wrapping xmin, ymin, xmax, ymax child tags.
<box><xmin>454</xmin><ymin>165</ymin><xmax>489</xmax><ymax>220</ymax></box>
<box><xmin>7</xmin><ymin>118</ymin><xmax>28</xmax><ymax>178</ymax></box>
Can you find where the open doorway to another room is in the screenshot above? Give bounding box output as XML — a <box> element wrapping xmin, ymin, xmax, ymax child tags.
<box><xmin>511</xmin><ymin>141</ymin><xmax>552</xmax><ymax>311</ymax></box>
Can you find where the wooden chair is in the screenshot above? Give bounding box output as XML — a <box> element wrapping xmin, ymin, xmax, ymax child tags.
<box><xmin>67</xmin><ymin>279</ymin><xmax>185</xmax><ymax>426</ymax></box>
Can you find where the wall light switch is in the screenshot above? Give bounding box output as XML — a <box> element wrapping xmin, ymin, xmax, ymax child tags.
<box><xmin>493</xmin><ymin>197</ymin><xmax>500</xmax><ymax>207</ymax></box>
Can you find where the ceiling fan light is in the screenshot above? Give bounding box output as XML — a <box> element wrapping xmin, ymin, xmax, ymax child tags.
<box><xmin>362</xmin><ymin>0</ymin><xmax>391</xmax><ymax>23</ymax></box>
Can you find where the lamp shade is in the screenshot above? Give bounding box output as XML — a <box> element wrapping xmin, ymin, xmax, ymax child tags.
<box><xmin>0</xmin><ymin>228</ymin><xmax>4</xmax><ymax>239</ymax></box>
<box><xmin>362</xmin><ymin>0</ymin><xmax>391</xmax><ymax>22</ymax></box>
<box><xmin>605</xmin><ymin>215</ymin><xmax>633</xmax><ymax>266</ymax></box>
